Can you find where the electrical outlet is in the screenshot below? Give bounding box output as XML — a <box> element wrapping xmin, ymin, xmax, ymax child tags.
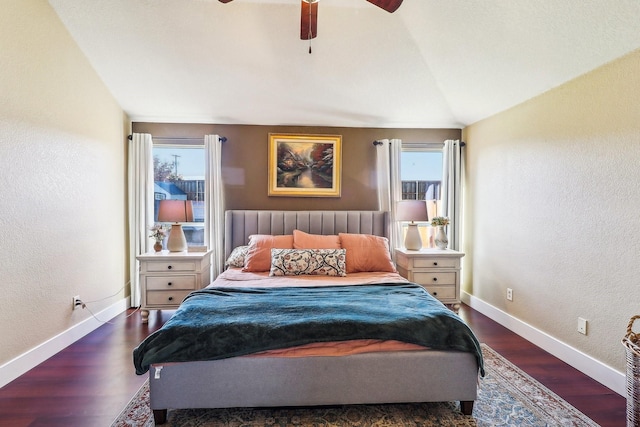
<box><xmin>506</xmin><ymin>288</ymin><xmax>513</xmax><ymax>301</ymax></box>
<box><xmin>72</xmin><ymin>295</ymin><xmax>82</xmax><ymax>311</ymax></box>
<box><xmin>578</xmin><ymin>317</ymin><xmax>588</xmax><ymax>335</ymax></box>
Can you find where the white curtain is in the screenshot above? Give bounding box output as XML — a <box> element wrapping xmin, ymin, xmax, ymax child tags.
<box><xmin>205</xmin><ymin>135</ymin><xmax>225</xmax><ymax>279</ymax></box>
<box><xmin>441</xmin><ymin>139</ymin><xmax>463</xmax><ymax>250</ymax></box>
<box><xmin>375</xmin><ymin>138</ymin><xmax>402</xmax><ymax>253</ymax></box>
<box><xmin>128</xmin><ymin>133</ymin><xmax>154</xmax><ymax>307</ymax></box>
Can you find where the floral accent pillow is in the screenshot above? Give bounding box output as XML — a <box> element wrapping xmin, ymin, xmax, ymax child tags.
<box><xmin>225</xmin><ymin>245</ymin><xmax>249</xmax><ymax>268</ymax></box>
<box><xmin>269</xmin><ymin>249</ymin><xmax>347</xmax><ymax>277</ymax></box>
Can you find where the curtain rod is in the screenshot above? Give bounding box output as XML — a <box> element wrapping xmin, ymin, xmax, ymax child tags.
<box><xmin>128</xmin><ymin>135</ymin><xmax>227</xmax><ymax>143</ymax></box>
<box><xmin>372</xmin><ymin>140</ymin><xmax>466</xmax><ymax>147</ymax></box>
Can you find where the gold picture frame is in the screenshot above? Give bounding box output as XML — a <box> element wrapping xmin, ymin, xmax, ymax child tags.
<box><xmin>268</xmin><ymin>133</ymin><xmax>342</xmax><ymax>197</ymax></box>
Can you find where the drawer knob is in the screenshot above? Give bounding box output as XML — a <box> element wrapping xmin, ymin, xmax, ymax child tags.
<box><xmin>168</xmin><ymin>296</ymin><xmax>174</xmax><ymax>301</ymax></box>
<box><xmin>433</xmin><ymin>262</ymin><xmax>438</xmax><ymax>266</ymax></box>
<box><xmin>433</xmin><ymin>291</ymin><xmax>438</xmax><ymax>296</ymax></box>
<box><xmin>432</xmin><ymin>278</ymin><xmax>438</xmax><ymax>282</ymax></box>
<box><xmin>167</xmin><ymin>282</ymin><xmax>172</xmax><ymax>286</ymax></box>
<box><xmin>167</xmin><ymin>265</ymin><xmax>173</xmax><ymax>270</ymax></box>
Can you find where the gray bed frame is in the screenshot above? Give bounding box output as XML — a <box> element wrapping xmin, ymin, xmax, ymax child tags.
<box><xmin>148</xmin><ymin>210</ymin><xmax>478</xmax><ymax>424</ymax></box>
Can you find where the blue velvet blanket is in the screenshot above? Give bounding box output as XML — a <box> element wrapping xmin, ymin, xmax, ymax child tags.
<box><xmin>133</xmin><ymin>283</ymin><xmax>484</xmax><ymax>376</ymax></box>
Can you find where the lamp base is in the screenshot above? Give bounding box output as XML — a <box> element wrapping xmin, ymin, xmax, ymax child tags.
<box><xmin>404</xmin><ymin>223</ymin><xmax>422</xmax><ymax>251</ymax></box>
<box><xmin>166</xmin><ymin>224</ymin><xmax>188</xmax><ymax>252</ymax></box>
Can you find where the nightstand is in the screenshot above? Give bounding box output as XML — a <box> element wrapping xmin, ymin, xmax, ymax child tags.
<box><xmin>137</xmin><ymin>250</ymin><xmax>212</xmax><ymax>323</ymax></box>
<box><xmin>395</xmin><ymin>247</ymin><xmax>465</xmax><ymax>312</ymax></box>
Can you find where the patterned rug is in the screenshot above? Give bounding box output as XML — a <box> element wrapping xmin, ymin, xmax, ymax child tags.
<box><xmin>112</xmin><ymin>344</ymin><xmax>599</xmax><ymax>426</ymax></box>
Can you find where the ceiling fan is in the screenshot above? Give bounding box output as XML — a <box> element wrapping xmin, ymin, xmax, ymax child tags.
<box><xmin>218</xmin><ymin>0</ymin><xmax>403</xmax><ymax>40</ymax></box>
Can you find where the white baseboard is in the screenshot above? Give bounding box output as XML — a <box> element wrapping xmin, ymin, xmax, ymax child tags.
<box><xmin>0</xmin><ymin>297</ymin><xmax>129</xmax><ymax>388</ymax></box>
<box><xmin>462</xmin><ymin>291</ymin><xmax>626</xmax><ymax>396</ymax></box>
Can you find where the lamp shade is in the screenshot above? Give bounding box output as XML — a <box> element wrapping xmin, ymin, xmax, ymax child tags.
<box><xmin>157</xmin><ymin>200</ymin><xmax>194</xmax><ymax>223</ymax></box>
<box><xmin>396</xmin><ymin>200</ymin><xmax>428</xmax><ymax>222</ymax></box>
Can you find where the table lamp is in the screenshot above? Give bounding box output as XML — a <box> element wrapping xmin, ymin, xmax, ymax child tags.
<box><xmin>396</xmin><ymin>200</ymin><xmax>428</xmax><ymax>250</ymax></box>
<box><xmin>157</xmin><ymin>200</ymin><xmax>194</xmax><ymax>252</ymax></box>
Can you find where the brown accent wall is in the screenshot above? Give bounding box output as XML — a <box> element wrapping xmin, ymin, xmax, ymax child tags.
<box><xmin>132</xmin><ymin>122</ymin><xmax>461</xmax><ymax>211</ymax></box>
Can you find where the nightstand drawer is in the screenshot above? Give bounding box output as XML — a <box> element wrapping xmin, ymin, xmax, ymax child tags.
<box><xmin>413</xmin><ymin>271</ymin><xmax>456</xmax><ymax>286</ymax></box>
<box><xmin>146</xmin><ymin>275</ymin><xmax>196</xmax><ymax>290</ymax></box>
<box><xmin>146</xmin><ymin>290</ymin><xmax>192</xmax><ymax>306</ymax></box>
<box><xmin>422</xmin><ymin>285</ymin><xmax>457</xmax><ymax>300</ymax></box>
<box><xmin>145</xmin><ymin>261</ymin><xmax>197</xmax><ymax>272</ymax></box>
<box><xmin>413</xmin><ymin>257</ymin><xmax>459</xmax><ymax>269</ymax></box>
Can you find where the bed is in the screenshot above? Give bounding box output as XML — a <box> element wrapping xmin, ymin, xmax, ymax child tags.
<box><xmin>134</xmin><ymin>210</ymin><xmax>483</xmax><ymax>425</ymax></box>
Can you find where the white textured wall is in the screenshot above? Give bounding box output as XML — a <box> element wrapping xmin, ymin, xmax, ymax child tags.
<box><xmin>463</xmin><ymin>49</ymin><xmax>640</xmax><ymax>371</ymax></box>
<box><xmin>0</xmin><ymin>0</ymin><xmax>127</xmax><ymax>366</ymax></box>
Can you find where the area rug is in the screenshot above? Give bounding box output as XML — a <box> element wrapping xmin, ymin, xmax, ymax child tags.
<box><xmin>111</xmin><ymin>344</ymin><xmax>599</xmax><ymax>426</ymax></box>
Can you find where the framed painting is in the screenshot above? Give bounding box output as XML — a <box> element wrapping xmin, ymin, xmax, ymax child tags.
<box><xmin>268</xmin><ymin>133</ymin><xmax>342</xmax><ymax>197</ymax></box>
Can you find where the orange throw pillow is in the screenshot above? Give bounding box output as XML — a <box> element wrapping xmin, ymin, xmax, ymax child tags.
<box><xmin>338</xmin><ymin>233</ymin><xmax>396</xmax><ymax>273</ymax></box>
<box><xmin>293</xmin><ymin>229</ymin><xmax>341</xmax><ymax>249</ymax></box>
<box><xmin>243</xmin><ymin>234</ymin><xmax>294</xmax><ymax>272</ymax></box>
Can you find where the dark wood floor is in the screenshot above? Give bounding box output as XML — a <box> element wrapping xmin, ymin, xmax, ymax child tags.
<box><xmin>0</xmin><ymin>305</ymin><xmax>626</xmax><ymax>426</ymax></box>
<box><xmin>458</xmin><ymin>307</ymin><xmax>626</xmax><ymax>426</ymax></box>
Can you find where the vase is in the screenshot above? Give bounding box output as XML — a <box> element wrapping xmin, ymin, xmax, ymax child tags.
<box><xmin>434</xmin><ymin>226</ymin><xmax>448</xmax><ymax>250</ymax></box>
<box><xmin>153</xmin><ymin>241</ymin><xmax>163</xmax><ymax>252</ymax></box>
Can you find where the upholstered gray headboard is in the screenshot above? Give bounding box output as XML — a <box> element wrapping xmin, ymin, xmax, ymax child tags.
<box><xmin>224</xmin><ymin>210</ymin><xmax>388</xmax><ymax>259</ymax></box>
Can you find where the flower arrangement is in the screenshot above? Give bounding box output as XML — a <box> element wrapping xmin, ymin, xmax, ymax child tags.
<box><xmin>149</xmin><ymin>224</ymin><xmax>168</xmax><ymax>242</ymax></box>
<box><xmin>430</xmin><ymin>216</ymin><xmax>450</xmax><ymax>227</ymax></box>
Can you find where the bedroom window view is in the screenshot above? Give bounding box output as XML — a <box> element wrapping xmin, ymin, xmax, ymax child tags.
<box><xmin>153</xmin><ymin>145</ymin><xmax>205</xmax><ymax>247</ymax></box>
<box><xmin>401</xmin><ymin>150</ymin><xmax>442</xmax><ymax>248</ymax></box>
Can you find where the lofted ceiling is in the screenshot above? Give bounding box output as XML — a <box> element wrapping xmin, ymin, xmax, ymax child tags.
<box><xmin>48</xmin><ymin>0</ymin><xmax>640</xmax><ymax>128</ymax></box>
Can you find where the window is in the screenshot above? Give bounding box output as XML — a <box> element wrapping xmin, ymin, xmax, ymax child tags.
<box><xmin>401</xmin><ymin>145</ymin><xmax>443</xmax><ymax>248</ymax></box>
<box><xmin>153</xmin><ymin>144</ymin><xmax>205</xmax><ymax>247</ymax></box>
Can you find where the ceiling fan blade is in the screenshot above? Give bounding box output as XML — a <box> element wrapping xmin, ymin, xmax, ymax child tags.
<box><xmin>300</xmin><ymin>0</ymin><xmax>318</xmax><ymax>40</ymax></box>
<box><xmin>365</xmin><ymin>0</ymin><xmax>403</xmax><ymax>13</ymax></box>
